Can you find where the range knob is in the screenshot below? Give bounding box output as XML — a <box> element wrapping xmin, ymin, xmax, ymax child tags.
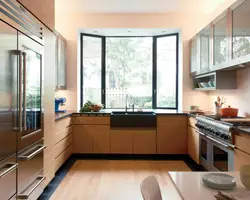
<box><xmin>215</xmin><ymin>131</ymin><xmax>221</xmax><ymax>136</ymax></box>
<box><xmin>223</xmin><ymin>135</ymin><xmax>230</xmax><ymax>140</ymax></box>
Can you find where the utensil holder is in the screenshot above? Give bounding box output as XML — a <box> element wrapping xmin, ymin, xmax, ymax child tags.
<box><xmin>215</xmin><ymin>106</ymin><xmax>221</xmax><ymax>115</ymax></box>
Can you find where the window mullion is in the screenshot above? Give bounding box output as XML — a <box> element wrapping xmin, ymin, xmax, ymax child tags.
<box><xmin>101</xmin><ymin>36</ymin><xmax>106</xmax><ymax>105</ymax></box>
<box><xmin>152</xmin><ymin>37</ymin><xmax>157</xmax><ymax>109</ymax></box>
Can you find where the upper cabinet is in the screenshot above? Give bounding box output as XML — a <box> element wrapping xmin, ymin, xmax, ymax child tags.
<box><xmin>200</xmin><ymin>26</ymin><xmax>211</xmax><ymax>72</ymax></box>
<box><xmin>213</xmin><ymin>15</ymin><xmax>228</xmax><ymax>66</ymax></box>
<box><xmin>17</xmin><ymin>0</ymin><xmax>55</xmax><ymax>30</ymax></box>
<box><xmin>232</xmin><ymin>0</ymin><xmax>250</xmax><ymax>60</ymax></box>
<box><xmin>190</xmin><ymin>0</ymin><xmax>250</xmax><ymax>78</ymax></box>
<box><xmin>190</xmin><ymin>36</ymin><xmax>199</xmax><ymax>74</ymax></box>
<box><xmin>55</xmin><ymin>32</ymin><xmax>67</xmax><ymax>90</ymax></box>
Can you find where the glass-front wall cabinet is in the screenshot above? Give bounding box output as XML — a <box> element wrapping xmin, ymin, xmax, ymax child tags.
<box><xmin>232</xmin><ymin>0</ymin><xmax>250</xmax><ymax>60</ymax></box>
<box><xmin>214</xmin><ymin>15</ymin><xmax>228</xmax><ymax>65</ymax></box>
<box><xmin>200</xmin><ymin>27</ymin><xmax>210</xmax><ymax>71</ymax></box>
<box><xmin>190</xmin><ymin>36</ymin><xmax>198</xmax><ymax>73</ymax></box>
<box><xmin>56</xmin><ymin>34</ymin><xmax>67</xmax><ymax>90</ymax></box>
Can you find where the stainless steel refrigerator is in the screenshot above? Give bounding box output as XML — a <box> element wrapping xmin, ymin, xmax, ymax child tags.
<box><xmin>0</xmin><ymin>0</ymin><xmax>45</xmax><ymax>199</ymax></box>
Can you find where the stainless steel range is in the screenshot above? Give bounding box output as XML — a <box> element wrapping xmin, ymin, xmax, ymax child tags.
<box><xmin>196</xmin><ymin>115</ymin><xmax>236</xmax><ymax>171</ymax></box>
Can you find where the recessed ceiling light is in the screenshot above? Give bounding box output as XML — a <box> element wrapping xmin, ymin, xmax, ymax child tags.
<box><xmin>162</xmin><ymin>31</ymin><xmax>166</xmax><ymax>33</ymax></box>
<box><xmin>128</xmin><ymin>31</ymin><xmax>131</xmax><ymax>33</ymax></box>
<box><xmin>94</xmin><ymin>31</ymin><xmax>98</xmax><ymax>33</ymax></box>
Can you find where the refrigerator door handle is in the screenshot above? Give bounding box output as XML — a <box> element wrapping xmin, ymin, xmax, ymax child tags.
<box><xmin>22</xmin><ymin>52</ymin><xmax>27</xmax><ymax>131</ymax></box>
<box><xmin>18</xmin><ymin>50</ymin><xmax>23</xmax><ymax>131</ymax></box>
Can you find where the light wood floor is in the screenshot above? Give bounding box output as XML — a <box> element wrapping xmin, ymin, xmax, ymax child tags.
<box><xmin>50</xmin><ymin>160</ymin><xmax>191</xmax><ymax>200</ymax></box>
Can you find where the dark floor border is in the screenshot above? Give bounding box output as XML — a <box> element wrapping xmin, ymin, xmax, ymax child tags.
<box><xmin>39</xmin><ymin>153</ymin><xmax>203</xmax><ymax>200</ymax></box>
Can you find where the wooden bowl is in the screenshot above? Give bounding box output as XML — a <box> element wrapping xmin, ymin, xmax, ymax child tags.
<box><xmin>89</xmin><ymin>105</ymin><xmax>103</xmax><ymax>112</ymax></box>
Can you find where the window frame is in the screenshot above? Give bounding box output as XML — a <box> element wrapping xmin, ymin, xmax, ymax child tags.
<box><xmin>80</xmin><ymin>33</ymin><xmax>179</xmax><ymax>110</ymax></box>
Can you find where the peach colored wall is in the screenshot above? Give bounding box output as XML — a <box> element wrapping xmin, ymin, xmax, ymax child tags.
<box><xmin>55</xmin><ymin>0</ymin><xmax>237</xmax><ymax>111</ymax></box>
<box><xmin>209</xmin><ymin>67</ymin><xmax>250</xmax><ymax>117</ymax></box>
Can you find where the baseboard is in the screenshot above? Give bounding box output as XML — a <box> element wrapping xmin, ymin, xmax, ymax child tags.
<box><xmin>72</xmin><ymin>153</ymin><xmax>188</xmax><ymax>160</ymax></box>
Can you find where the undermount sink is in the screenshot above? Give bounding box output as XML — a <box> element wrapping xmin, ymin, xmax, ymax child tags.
<box><xmin>111</xmin><ymin>111</ymin><xmax>156</xmax><ymax>128</ymax></box>
<box><xmin>111</xmin><ymin>111</ymin><xmax>155</xmax><ymax>115</ymax></box>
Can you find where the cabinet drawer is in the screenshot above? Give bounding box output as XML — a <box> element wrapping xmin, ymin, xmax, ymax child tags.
<box><xmin>157</xmin><ymin>115</ymin><xmax>187</xmax><ymax>127</ymax></box>
<box><xmin>73</xmin><ymin>117</ymin><xmax>110</xmax><ymax>125</ymax></box>
<box><xmin>188</xmin><ymin>117</ymin><xmax>197</xmax><ymax>128</ymax></box>
<box><xmin>55</xmin><ymin>117</ymin><xmax>71</xmax><ymax>133</ymax></box>
<box><xmin>54</xmin><ymin>134</ymin><xmax>73</xmax><ymax>159</ymax></box>
<box><xmin>54</xmin><ymin>145</ymin><xmax>72</xmax><ymax>172</ymax></box>
<box><xmin>0</xmin><ymin>155</ymin><xmax>17</xmax><ymax>200</ymax></box>
<box><xmin>55</xmin><ymin>126</ymin><xmax>72</xmax><ymax>144</ymax></box>
<box><xmin>234</xmin><ymin>133</ymin><xmax>250</xmax><ymax>154</ymax></box>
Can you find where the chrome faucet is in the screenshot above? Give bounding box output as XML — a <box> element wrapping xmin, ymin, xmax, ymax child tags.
<box><xmin>125</xmin><ymin>94</ymin><xmax>135</xmax><ymax>112</ymax></box>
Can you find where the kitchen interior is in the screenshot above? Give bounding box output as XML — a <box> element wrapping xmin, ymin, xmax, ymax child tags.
<box><xmin>1</xmin><ymin>0</ymin><xmax>250</xmax><ymax>200</ymax></box>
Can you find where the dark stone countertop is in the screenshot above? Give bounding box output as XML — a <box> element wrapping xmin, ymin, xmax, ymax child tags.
<box><xmin>55</xmin><ymin>110</ymin><xmax>76</xmax><ymax>121</ymax></box>
<box><xmin>233</xmin><ymin>126</ymin><xmax>250</xmax><ymax>135</ymax></box>
<box><xmin>71</xmin><ymin>109</ymin><xmax>188</xmax><ymax>117</ymax></box>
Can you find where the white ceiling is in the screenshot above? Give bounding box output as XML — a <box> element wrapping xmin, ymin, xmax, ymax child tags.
<box><xmin>80</xmin><ymin>28</ymin><xmax>181</xmax><ymax>36</ymax></box>
<box><xmin>56</xmin><ymin>0</ymin><xmax>226</xmax><ymax>14</ymax></box>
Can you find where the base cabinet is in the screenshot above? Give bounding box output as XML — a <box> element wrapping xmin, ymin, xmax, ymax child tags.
<box><xmin>73</xmin><ymin>125</ymin><xmax>110</xmax><ymax>154</ymax></box>
<box><xmin>111</xmin><ymin>130</ymin><xmax>133</xmax><ymax>154</ymax></box>
<box><xmin>234</xmin><ymin>148</ymin><xmax>250</xmax><ymax>171</ymax></box>
<box><xmin>73</xmin><ymin>125</ymin><xmax>94</xmax><ymax>153</ymax></box>
<box><xmin>157</xmin><ymin>116</ymin><xmax>188</xmax><ymax>154</ymax></box>
<box><xmin>188</xmin><ymin>126</ymin><xmax>200</xmax><ymax>164</ymax></box>
<box><xmin>134</xmin><ymin>130</ymin><xmax>156</xmax><ymax>154</ymax></box>
<box><xmin>93</xmin><ymin>125</ymin><xmax>110</xmax><ymax>153</ymax></box>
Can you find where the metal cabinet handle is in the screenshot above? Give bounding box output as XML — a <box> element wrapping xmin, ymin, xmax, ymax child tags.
<box><xmin>0</xmin><ymin>163</ymin><xmax>18</xmax><ymax>179</ymax></box>
<box><xmin>196</xmin><ymin>130</ymin><xmax>205</xmax><ymax>136</ymax></box>
<box><xmin>18</xmin><ymin>145</ymin><xmax>46</xmax><ymax>160</ymax></box>
<box><xmin>206</xmin><ymin>136</ymin><xmax>229</xmax><ymax>148</ymax></box>
<box><xmin>17</xmin><ymin>176</ymin><xmax>45</xmax><ymax>199</ymax></box>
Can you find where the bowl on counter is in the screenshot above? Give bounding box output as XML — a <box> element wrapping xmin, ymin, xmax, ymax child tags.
<box><xmin>240</xmin><ymin>165</ymin><xmax>250</xmax><ymax>189</ymax></box>
<box><xmin>89</xmin><ymin>104</ymin><xmax>104</xmax><ymax>112</ymax></box>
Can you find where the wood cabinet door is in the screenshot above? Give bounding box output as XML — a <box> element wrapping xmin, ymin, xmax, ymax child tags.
<box><xmin>73</xmin><ymin>125</ymin><xmax>94</xmax><ymax>153</ymax></box>
<box><xmin>111</xmin><ymin>130</ymin><xmax>133</xmax><ymax>154</ymax></box>
<box><xmin>93</xmin><ymin>125</ymin><xmax>110</xmax><ymax>154</ymax></box>
<box><xmin>18</xmin><ymin>0</ymin><xmax>55</xmax><ymax>30</ymax></box>
<box><xmin>134</xmin><ymin>130</ymin><xmax>156</xmax><ymax>154</ymax></box>
<box><xmin>157</xmin><ymin>116</ymin><xmax>187</xmax><ymax>154</ymax></box>
<box><xmin>234</xmin><ymin>148</ymin><xmax>250</xmax><ymax>171</ymax></box>
<box><xmin>188</xmin><ymin>127</ymin><xmax>200</xmax><ymax>164</ymax></box>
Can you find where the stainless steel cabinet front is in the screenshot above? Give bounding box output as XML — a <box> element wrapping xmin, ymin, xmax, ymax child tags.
<box><xmin>0</xmin><ymin>154</ymin><xmax>18</xmax><ymax>200</ymax></box>
<box><xmin>17</xmin><ymin>139</ymin><xmax>45</xmax><ymax>197</ymax></box>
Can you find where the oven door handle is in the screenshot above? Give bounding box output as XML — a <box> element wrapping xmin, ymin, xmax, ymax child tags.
<box><xmin>196</xmin><ymin>130</ymin><xmax>205</xmax><ymax>136</ymax></box>
<box><xmin>206</xmin><ymin>136</ymin><xmax>229</xmax><ymax>148</ymax></box>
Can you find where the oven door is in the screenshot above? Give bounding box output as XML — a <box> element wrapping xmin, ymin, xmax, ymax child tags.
<box><xmin>208</xmin><ymin>136</ymin><xmax>234</xmax><ymax>172</ymax></box>
<box><xmin>199</xmin><ymin>131</ymin><xmax>212</xmax><ymax>170</ymax></box>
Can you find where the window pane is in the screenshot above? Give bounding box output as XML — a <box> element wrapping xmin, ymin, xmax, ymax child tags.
<box><xmin>156</xmin><ymin>36</ymin><xmax>177</xmax><ymax>108</ymax></box>
<box><xmin>82</xmin><ymin>36</ymin><xmax>102</xmax><ymax>104</ymax></box>
<box><xmin>106</xmin><ymin>37</ymin><xmax>153</xmax><ymax>108</ymax></box>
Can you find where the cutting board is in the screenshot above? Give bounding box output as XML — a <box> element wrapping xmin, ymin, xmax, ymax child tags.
<box><xmin>222</xmin><ymin>118</ymin><xmax>250</xmax><ymax>123</ymax></box>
